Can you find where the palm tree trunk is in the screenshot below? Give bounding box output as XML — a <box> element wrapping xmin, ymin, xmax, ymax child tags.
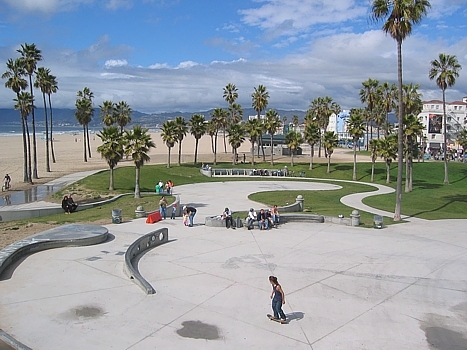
<box><xmin>29</xmin><ymin>77</ymin><xmax>38</xmax><ymax>179</ymax></box>
<box><xmin>386</xmin><ymin>161</ymin><xmax>391</xmax><ymax>183</ymax></box>
<box><xmin>194</xmin><ymin>138</ymin><xmax>199</xmax><ymax>164</ymax></box>
<box><xmin>251</xmin><ymin>141</ymin><xmax>255</xmax><ymax>165</ymax></box>
<box><xmin>405</xmin><ymin>151</ymin><xmax>410</xmax><ymax>193</ymax></box>
<box><xmin>43</xmin><ymin>93</ymin><xmax>50</xmax><ymax>172</ymax></box>
<box><xmin>21</xmin><ymin>116</ymin><xmax>28</xmax><ymax>183</ymax></box>
<box><xmin>409</xmin><ymin>157</ymin><xmax>413</xmax><ymax>191</ymax></box>
<box><xmin>167</xmin><ymin>147</ymin><xmax>171</xmax><ymax>168</ymax></box>
<box><xmin>442</xmin><ymin>88</ymin><xmax>449</xmax><ymax>184</ymax></box>
<box><xmin>48</xmin><ymin>94</ymin><xmax>56</xmax><ymax>163</ymax></box>
<box><xmin>178</xmin><ymin>140</ymin><xmax>182</xmax><ymax>166</ymax></box>
<box><xmin>270</xmin><ymin>134</ymin><xmax>274</xmax><ymax>165</ymax></box>
<box><xmin>223</xmin><ymin>127</ymin><xmax>227</xmax><ymax>153</ymax></box>
<box><xmin>134</xmin><ymin>166</ymin><xmax>140</xmax><ymax>198</ymax></box>
<box><xmin>291</xmin><ymin>152</ymin><xmax>294</xmax><ymax>167</ymax></box>
<box><xmin>327</xmin><ymin>156</ymin><xmax>331</xmax><ymax>174</ymax></box>
<box><xmin>371</xmin><ymin>160</ymin><xmax>375</xmax><ymax>182</ymax></box>
<box><xmin>318</xmin><ymin>137</ymin><xmax>322</xmax><ymax>158</ymax></box>
<box><xmin>83</xmin><ymin>126</ymin><xmax>87</xmax><ymax>162</ymax></box>
<box><xmin>394</xmin><ymin>38</ymin><xmax>404</xmax><ymax>221</ymax></box>
<box><xmin>233</xmin><ymin>148</ymin><xmax>236</xmax><ymax>165</ymax></box>
<box><xmin>214</xmin><ymin>132</ymin><xmax>218</xmax><ymax>165</ymax></box>
<box><xmin>309</xmin><ymin>145</ymin><xmax>314</xmax><ymax>170</ymax></box>
<box><xmin>109</xmin><ymin>166</ymin><xmax>114</xmax><ymax>191</ymax></box>
<box><xmin>260</xmin><ymin>136</ymin><xmax>265</xmax><ymax>162</ymax></box>
<box><xmin>25</xmin><ymin>119</ymin><xmax>32</xmax><ymax>183</ymax></box>
<box><xmin>86</xmin><ymin>124</ymin><xmax>92</xmax><ymax>158</ymax></box>
<box><xmin>353</xmin><ymin>144</ymin><xmax>357</xmax><ymax>181</ymax></box>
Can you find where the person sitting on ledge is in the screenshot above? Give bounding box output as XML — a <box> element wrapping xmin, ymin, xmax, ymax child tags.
<box><xmin>222</xmin><ymin>207</ymin><xmax>234</xmax><ymax>229</ymax></box>
<box><xmin>246</xmin><ymin>208</ymin><xmax>256</xmax><ymax>230</ymax></box>
<box><xmin>67</xmin><ymin>195</ymin><xmax>78</xmax><ymax>213</ymax></box>
<box><xmin>62</xmin><ymin>195</ymin><xmax>71</xmax><ymax>214</ymax></box>
<box><xmin>257</xmin><ymin>208</ymin><xmax>269</xmax><ymax>230</ymax></box>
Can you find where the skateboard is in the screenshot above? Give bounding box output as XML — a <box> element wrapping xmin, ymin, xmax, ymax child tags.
<box><xmin>267</xmin><ymin>314</ymin><xmax>287</xmax><ymax>324</ymax></box>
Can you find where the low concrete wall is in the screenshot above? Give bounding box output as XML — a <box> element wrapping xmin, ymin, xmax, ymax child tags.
<box><xmin>280</xmin><ymin>213</ymin><xmax>325</xmax><ymax>223</ymax></box>
<box><xmin>123</xmin><ymin>227</ymin><xmax>169</xmax><ymax>295</ymax></box>
<box><xmin>200</xmin><ymin>168</ymin><xmax>212</xmax><ymax>177</ymax></box>
<box><xmin>0</xmin><ymin>224</ymin><xmax>108</xmax><ymax>278</ymax></box>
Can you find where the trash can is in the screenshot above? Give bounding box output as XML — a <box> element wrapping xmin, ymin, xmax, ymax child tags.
<box><xmin>373</xmin><ymin>215</ymin><xmax>383</xmax><ymax>229</ymax></box>
<box><xmin>112</xmin><ymin>209</ymin><xmax>122</xmax><ymax>224</ymax></box>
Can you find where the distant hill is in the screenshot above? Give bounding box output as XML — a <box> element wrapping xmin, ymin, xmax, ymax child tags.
<box><xmin>0</xmin><ymin>108</ymin><xmax>307</xmax><ymax>128</ymax></box>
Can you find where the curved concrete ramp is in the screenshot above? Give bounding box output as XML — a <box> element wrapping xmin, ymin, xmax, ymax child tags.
<box><xmin>0</xmin><ymin>224</ymin><xmax>108</xmax><ymax>278</ymax></box>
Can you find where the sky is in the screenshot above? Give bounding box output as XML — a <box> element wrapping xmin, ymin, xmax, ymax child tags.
<box><xmin>0</xmin><ymin>0</ymin><xmax>466</xmax><ymax>114</ymax></box>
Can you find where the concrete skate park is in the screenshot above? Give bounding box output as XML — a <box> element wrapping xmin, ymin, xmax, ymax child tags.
<box><xmin>1</xmin><ymin>179</ymin><xmax>467</xmax><ymax>350</ymax></box>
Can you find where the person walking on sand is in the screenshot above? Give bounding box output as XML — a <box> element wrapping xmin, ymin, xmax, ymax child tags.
<box><xmin>269</xmin><ymin>276</ymin><xmax>286</xmax><ymax>323</ymax></box>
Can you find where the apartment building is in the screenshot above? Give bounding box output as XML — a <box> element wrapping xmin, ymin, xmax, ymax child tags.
<box><xmin>418</xmin><ymin>96</ymin><xmax>467</xmax><ymax>153</ymax></box>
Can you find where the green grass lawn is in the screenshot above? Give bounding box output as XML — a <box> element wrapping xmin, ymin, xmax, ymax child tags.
<box><xmin>12</xmin><ymin>159</ymin><xmax>467</xmax><ymax>227</ymax></box>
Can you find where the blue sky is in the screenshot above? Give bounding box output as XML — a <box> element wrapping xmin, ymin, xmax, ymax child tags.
<box><xmin>0</xmin><ymin>0</ymin><xmax>466</xmax><ymax>114</ymax></box>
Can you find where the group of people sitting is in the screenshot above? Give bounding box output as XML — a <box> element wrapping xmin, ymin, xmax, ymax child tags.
<box><xmin>155</xmin><ymin>180</ymin><xmax>174</xmax><ymax>194</ymax></box>
<box><xmin>246</xmin><ymin>205</ymin><xmax>280</xmax><ymax>230</ymax></box>
<box><xmin>61</xmin><ymin>195</ymin><xmax>78</xmax><ymax>214</ymax></box>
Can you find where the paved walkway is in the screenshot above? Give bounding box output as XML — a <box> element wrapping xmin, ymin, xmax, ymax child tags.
<box><xmin>1</xmin><ymin>177</ymin><xmax>467</xmax><ymax>349</ymax></box>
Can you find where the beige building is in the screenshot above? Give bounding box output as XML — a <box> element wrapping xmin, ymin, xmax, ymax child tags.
<box><xmin>418</xmin><ymin>96</ymin><xmax>467</xmax><ymax>153</ymax></box>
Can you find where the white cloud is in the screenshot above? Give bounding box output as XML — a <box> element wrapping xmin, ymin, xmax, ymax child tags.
<box><xmin>175</xmin><ymin>61</ymin><xmax>199</xmax><ymax>69</ymax></box>
<box><xmin>1</xmin><ymin>0</ymin><xmax>92</xmax><ymax>13</ymax></box>
<box><xmin>104</xmin><ymin>59</ymin><xmax>128</xmax><ymax>68</ymax></box>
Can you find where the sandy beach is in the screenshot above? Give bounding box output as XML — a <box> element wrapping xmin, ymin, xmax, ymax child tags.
<box><xmin>0</xmin><ymin>131</ymin><xmax>355</xmax><ymax>192</ymax></box>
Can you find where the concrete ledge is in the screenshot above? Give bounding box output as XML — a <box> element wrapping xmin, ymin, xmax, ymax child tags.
<box><xmin>123</xmin><ymin>228</ymin><xmax>169</xmax><ymax>295</ymax></box>
<box><xmin>280</xmin><ymin>213</ymin><xmax>325</xmax><ymax>223</ymax></box>
<box><xmin>0</xmin><ymin>224</ymin><xmax>108</xmax><ymax>278</ymax></box>
<box><xmin>0</xmin><ymin>329</ymin><xmax>32</xmax><ymax>350</ymax></box>
<box><xmin>147</xmin><ymin>195</ymin><xmax>182</xmax><ymax>218</ymax></box>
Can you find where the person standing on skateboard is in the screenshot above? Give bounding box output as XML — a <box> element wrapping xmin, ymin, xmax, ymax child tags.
<box><xmin>269</xmin><ymin>276</ymin><xmax>286</xmax><ymax>323</ymax></box>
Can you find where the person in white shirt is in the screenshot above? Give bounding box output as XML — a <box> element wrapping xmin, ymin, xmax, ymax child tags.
<box><xmin>222</xmin><ymin>207</ymin><xmax>234</xmax><ymax>229</ymax></box>
<box><xmin>246</xmin><ymin>208</ymin><xmax>257</xmax><ymax>230</ymax></box>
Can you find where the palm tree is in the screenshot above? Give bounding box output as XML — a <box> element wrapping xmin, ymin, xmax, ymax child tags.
<box><xmin>377</xmin><ymin>134</ymin><xmax>398</xmax><ymax>183</ymax></box>
<box><xmin>211</xmin><ymin>108</ymin><xmax>225</xmax><ymax>165</ymax></box>
<box><xmin>308</xmin><ymin>96</ymin><xmax>340</xmax><ymax>157</ymax></box>
<box><xmin>34</xmin><ymin>67</ymin><xmax>52</xmax><ymax>172</ymax></box>
<box><xmin>2</xmin><ymin>58</ymin><xmax>29</xmax><ymax>182</ymax></box>
<box><xmin>323</xmin><ymin>131</ymin><xmax>338</xmax><ymax>173</ymax></box>
<box><xmin>189</xmin><ymin>114</ymin><xmax>206</xmax><ymax>164</ymax></box>
<box><xmin>372</xmin><ymin>0</ymin><xmax>431</xmax><ymax>220</ymax></box>
<box><xmin>14</xmin><ymin>92</ymin><xmax>35</xmax><ymax>183</ymax></box>
<box><xmin>174</xmin><ymin>116</ymin><xmax>188</xmax><ymax>166</ymax></box>
<box><xmin>429</xmin><ymin>53</ymin><xmax>462</xmax><ymax>184</ymax></box>
<box><xmin>99</xmin><ymin>100</ymin><xmax>116</xmax><ymax>126</ymax></box>
<box><xmin>264</xmin><ymin>109</ymin><xmax>282</xmax><ymax>165</ymax></box>
<box><xmin>251</xmin><ymin>84</ymin><xmax>269</xmax><ymax>161</ymax></box>
<box><xmin>285</xmin><ymin>131</ymin><xmax>304</xmax><ymax>167</ymax></box>
<box><xmin>403</xmin><ymin>114</ymin><xmax>424</xmax><ymax>192</ymax></box>
<box><xmin>377</xmin><ymin>81</ymin><xmax>397</xmax><ymax>136</ymax></box>
<box><xmin>77</xmin><ymin>87</ymin><xmax>94</xmax><ymax>159</ymax></box>
<box><xmin>228</xmin><ymin>123</ymin><xmax>245</xmax><ymax>165</ymax></box>
<box><xmin>115</xmin><ymin>101</ymin><xmax>132</xmax><ymax>134</ymax></box>
<box><xmin>223</xmin><ymin>83</ymin><xmax>238</xmax><ymax>127</ymax></box>
<box><xmin>292</xmin><ymin>115</ymin><xmax>299</xmax><ymax>131</ymax></box>
<box><xmin>369</xmin><ymin>139</ymin><xmax>379</xmax><ymax>182</ymax></box>
<box><xmin>160</xmin><ymin>120</ymin><xmax>177</xmax><ymax>168</ymax></box>
<box><xmin>75</xmin><ymin>95</ymin><xmax>93</xmax><ymax>162</ymax></box>
<box><xmin>347</xmin><ymin>109</ymin><xmax>366</xmax><ymax>180</ymax></box>
<box><xmin>303</xmin><ymin>121</ymin><xmax>320</xmax><ymax>170</ymax></box>
<box><xmin>97</xmin><ymin>126</ymin><xmax>124</xmax><ymax>190</ymax></box>
<box><xmin>46</xmin><ymin>72</ymin><xmax>58</xmax><ymax>163</ymax></box>
<box><xmin>360</xmin><ymin>78</ymin><xmax>379</xmax><ymax>149</ymax></box>
<box><xmin>205</xmin><ymin>119</ymin><xmax>217</xmax><ymax>154</ymax></box>
<box><xmin>244</xmin><ymin>118</ymin><xmax>262</xmax><ymax>165</ymax></box>
<box><xmin>17</xmin><ymin>43</ymin><xmax>42</xmax><ymax>179</ymax></box>
<box><xmin>124</xmin><ymin>126</ymin><xmax>155</xmax><ymax>198</ymax></box>
<box><xmin>230</xmin><ymin>103</ymin><xmax>243</xmax><ymax>124</ymax></box>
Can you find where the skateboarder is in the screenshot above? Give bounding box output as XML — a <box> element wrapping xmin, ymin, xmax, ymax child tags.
<box><xmin>269</xmin><ymin>276</ymin><xmax>286</xmax><ymax>323</ymax></box>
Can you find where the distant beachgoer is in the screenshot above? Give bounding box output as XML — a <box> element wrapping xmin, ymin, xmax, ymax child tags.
<box><xmin>222</xmin><ymin>207</ymin><xmax>234</xmax><ymax>229</ymax></box>
<box><xmin>171</xmin><ymin>203</ymin><xmax>177</xmax><ymax>219</ymax></box>
<box><xmin>67</xmin><ymin>195</ymin><xmax>78</xmax><ymax>213</ymax></box>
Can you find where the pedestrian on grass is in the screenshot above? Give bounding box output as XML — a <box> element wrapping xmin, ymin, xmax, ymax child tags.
<box><xmin>269</xmin><ymin>276</ymin><xmax>286</xmax><ymax>323</ymax></box>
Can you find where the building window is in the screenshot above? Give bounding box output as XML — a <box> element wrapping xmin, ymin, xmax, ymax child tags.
<box><xmin>431</xmin><ymin>134</ymin><xmax>436</xmax><ymax>139</ymax></box>
<box><xmin>436</xmin><ymin>105</ymin><xmax>439</xmax><ymax>109</ymax></box>
<box><xmin>431</xmin><ymin>105</ymin><xmax>434</xmax><ymax>109</ymax></box>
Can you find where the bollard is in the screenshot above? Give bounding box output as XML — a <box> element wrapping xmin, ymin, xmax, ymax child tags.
<box><xmin>350</xmin><ymin>210</ymin><xmax>360</xmax><ymax>226</ymax></box>
<box><xmin>135</xmin><ymin>205</ymin><xmax>147</xmax><ymax>218</ymax></box>
<box><xmin>296</xmin><ymin>195</ymin><xmax>304</xmax><ymax>211</ymax></box>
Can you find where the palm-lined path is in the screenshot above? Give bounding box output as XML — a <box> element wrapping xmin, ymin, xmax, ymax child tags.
<box><xmin>2</xmin><ymin>174</ymin><xmax>467</xmax><ymax>349</ymax></box>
